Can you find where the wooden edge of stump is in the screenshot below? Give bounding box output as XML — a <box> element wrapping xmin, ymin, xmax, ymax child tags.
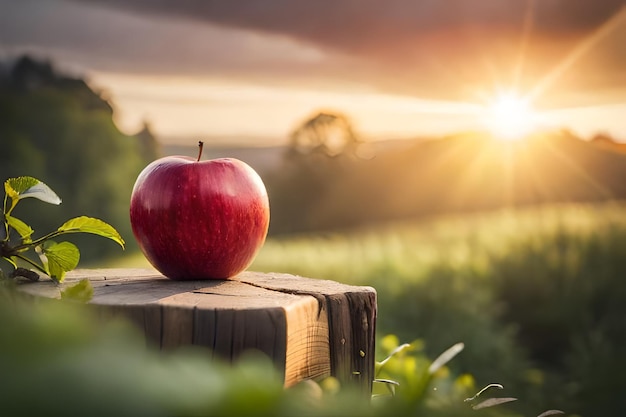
<box><xmin>17</xmin><ymin>268</ymin><xmax>377</xmax><ymax>393</ymax></box>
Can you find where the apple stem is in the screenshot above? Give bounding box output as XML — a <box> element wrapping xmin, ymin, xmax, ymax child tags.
<box><xmin>197</xmin><ymin>141</ymin><xmax>204</xmax><ymax>162</ymax></box>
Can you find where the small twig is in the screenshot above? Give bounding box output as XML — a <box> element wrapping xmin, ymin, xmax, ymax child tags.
<box><xmin>10</xmin><ymin>267</ymin><xmax>40</xmax><ymax>282</ymax></box>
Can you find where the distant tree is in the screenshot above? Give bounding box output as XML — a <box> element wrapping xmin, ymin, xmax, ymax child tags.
<box><xmin>135</xmin><ymin>121</ymin><xmax>161</xmax><ymax>161</ymax></box>
<box><xmin>266</xmin><ymin>111</ymin><xmax>364</xmax><ymax>234</ymax></box>
<box><xmin>590</xmin><ymin>132</ymin><xmax>626</xmax><ymax>155</ymax></box>
<box><xmin>288</xmin><ymin>111</ymin><xmax>361</xmax><ymax>158</ymax></box>
<box><xmin>10</xmin><ymin>55</ymin><xmax>56</xmax><ymax>91</ymax></box>
<box><xmin>590</xmin><ymin>132</ymin><xmax>616</xmax><ymax>145</ymax></box>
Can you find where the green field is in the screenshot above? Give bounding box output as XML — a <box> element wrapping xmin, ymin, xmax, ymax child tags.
<box><xmin>110</xmin><ymin>201</ymin><xmax>626</xmax><ymax>416</ymax></box>
<box><xmin>253</xmin><ymin>201</ymin><xmax>626</xmax><ymax>283</ymax></box>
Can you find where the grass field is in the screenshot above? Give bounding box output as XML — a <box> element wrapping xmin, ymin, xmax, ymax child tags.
<box><xmin>252</xmin><ymin>201</ymin><xmax>626</xmax><ymax>283</ymax></box>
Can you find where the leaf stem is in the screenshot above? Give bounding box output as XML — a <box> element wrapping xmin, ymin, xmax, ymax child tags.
<box><xmin>12</xmin><ymin>230</ymin><xmax>64</xmax><ymax>253</ymax></box>
<box><xmin>4</xmin><ymin>194</ymin><xmax>18</xmax><ymax>217</ymax></box>
<box><xmin>464</xmin><ymin>384</ymin><xmax>505</xmax><ymax>403</ymax></box>
<box><xmin>2</xmin><ymin>196</ymin><xmax>10</xmax><ymax>243</ymax></box>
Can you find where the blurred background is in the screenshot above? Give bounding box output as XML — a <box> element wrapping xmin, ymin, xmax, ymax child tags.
<box><xmin>1</xmin><ymin>1</ymin><xmax>626</xmax><ymax>415</ymax></box>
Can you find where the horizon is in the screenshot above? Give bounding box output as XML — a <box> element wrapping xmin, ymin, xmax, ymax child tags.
<box><xmin>2</xmin><ymin>0</ymin><xmax>625</xmax><ymax>146</ymax></box>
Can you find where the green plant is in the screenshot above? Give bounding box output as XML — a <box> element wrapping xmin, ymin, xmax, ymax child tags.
<box><xmin>1</xmin><ymin>176</ymin><xmax>125</xmax><ymax>283</ymax></box>
<box><xmin>373</xmin><ymin>336</ymin><xmax>469</xmax><ymax>409</ymax></box>
<box><xmin>371</xmin><ymin>335</ymin><xmax>566</xmax><ymax>417</ymax></box>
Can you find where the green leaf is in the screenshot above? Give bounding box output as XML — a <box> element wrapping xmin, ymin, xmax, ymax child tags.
<box><xmin>537</xmin><ymin>411</ymin><xmax>565</xmax><ymax>417</ymax></box>
<box><xmin>428</xmin><ymin>342</ymin><xmax>464</xmax><ymax>374</ymax></box>
<box><xmin>6</xmin><ymin>215</ymin><xmax>34</xmax><ymax>242</ymax></box>
<box><xmin>43</xmin><ymin>241</ymin><xmax>80</xmax><ymax>283</ymax></box>
<box><xmin>472</xmin><ymin>397</ymin><xmax>518</xmax><ymax>410</ymax></box>
<box><xmin>5</xmin><ymin>176</ymin><xmax>61</xmax><ymax>206</ymax></box>
<box><xmin>60</xmin><ymin>279</ymin><xmax>93</xmax><ymax>303</ymax></box>
<box><xmin>376</xmin><ymin>343</ymin><xmax>412</xmax><ymax>376</ymax></box>
<box><xmin>57</xmin><ymin>216</ymin><xmax>125</xmax><ymax>249</ymax></box>
<box><xmin>5</xmin><ymin>176</ymin><xmax>39</xmax><ymax>199</ymax></box>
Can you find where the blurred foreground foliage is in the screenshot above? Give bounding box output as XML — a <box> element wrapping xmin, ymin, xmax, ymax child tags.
<box><xmin>0</xmin><ymin>284</ymin><xmax>539</xmax><ymax>417</ymax></box>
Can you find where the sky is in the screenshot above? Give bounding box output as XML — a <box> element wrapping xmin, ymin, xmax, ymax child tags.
<box><xmin>1</xmin><ymin>0</ymin><xmax>625</xmax><ymax>145</ymax></box>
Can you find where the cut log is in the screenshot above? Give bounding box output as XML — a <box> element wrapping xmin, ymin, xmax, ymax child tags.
<box><xmin>18</xmin><ymin>268</ymin><xmax>377</xmax><ymax>393</ymax></box>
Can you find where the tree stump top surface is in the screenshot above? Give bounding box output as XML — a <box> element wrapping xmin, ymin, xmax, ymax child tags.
<box><xmin>19</xmin><ymin>268</ymin><xmax>375</xmax><ymax>308</ymax></box>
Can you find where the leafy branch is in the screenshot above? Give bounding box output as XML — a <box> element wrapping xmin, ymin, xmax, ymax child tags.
<box><xmin>1</xmin><ymin>176</ymin><xmax>125</xmax><ymax>283</ymax></box>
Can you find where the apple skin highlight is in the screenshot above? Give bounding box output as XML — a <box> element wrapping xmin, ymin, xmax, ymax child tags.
<box><xmin>130</xmin><ymin>156</ymin><xmax>270</xmax><ymax>280</ymax></box>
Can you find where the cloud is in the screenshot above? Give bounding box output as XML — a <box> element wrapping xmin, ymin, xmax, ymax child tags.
<box><xmin>0</xmin><ymin>0</ymin><xmax>336</xmax><ymax>74</ymax></box>
<box><xmin>2</xmin><ymin>0</ymin><xmax>625</xmax><ymax>105</ymax></box>
<box><xmin>72</xmin><ymin>0</ymin><xmax>626</xmax><ymax>103</ymax></box>
<box><xmin>78</xmin><ymin>0</ymin><xmax>623</xmax><ymax>44</ymax></box>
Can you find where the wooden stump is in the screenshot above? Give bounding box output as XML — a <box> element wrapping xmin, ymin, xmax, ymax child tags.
<box><xmin>18</xmin><ymin>268</ymin><xmax>377</xmax><ymax>392</ymax></box>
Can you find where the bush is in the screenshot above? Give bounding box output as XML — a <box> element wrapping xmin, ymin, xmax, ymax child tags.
<box><xmin>491</xmin><ymin>220</ymin><xmax>626</xmax><ymax>415</ymax></box>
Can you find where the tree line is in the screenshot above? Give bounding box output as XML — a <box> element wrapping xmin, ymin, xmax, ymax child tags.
<box><xmin>0</xmin><ymin>55</ymin><xmax>159</xmax><ymax>262</ymax></box>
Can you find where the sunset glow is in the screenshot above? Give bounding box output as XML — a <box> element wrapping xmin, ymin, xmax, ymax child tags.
<box><xmin>2</xmin><ymin>0</ymin><xmax>625</xmax><ymax>144</ymax></box>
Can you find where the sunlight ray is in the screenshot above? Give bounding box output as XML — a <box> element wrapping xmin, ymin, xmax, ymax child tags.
<box><xmin>538</xmin><ymin>135</ymin><xmax>613</xmax><ymax>200</ymax></box>
<box><xmin>517</xmin><ymin>139</ymin><xmax>555</xmax><ymax>202</ymax></box>
<box><xmin>528</xmin><ymin>6</ymin><xmax>626</xmax><ymax>103</ymax></box>
<box><xmin>511</xmin><ymin>0</ymin><xmax>536</xmax><ymax>90</ymax></box>
<box><xmin>444</xmin><ymin>138</ymin><xmax>516</xmax><ymax>209</ymax></box>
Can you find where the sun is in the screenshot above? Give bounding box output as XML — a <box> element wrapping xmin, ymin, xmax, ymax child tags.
<box><xmin>483</xmin><ymin>91</ymin><xmax>538</xmax><ymax>141</ymax></box>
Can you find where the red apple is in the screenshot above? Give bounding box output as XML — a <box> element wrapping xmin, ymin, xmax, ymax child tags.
<box><xmin>129</xmin><ymin>142</ymin><xmax>270</xmax><ymax>280</ymax></box>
